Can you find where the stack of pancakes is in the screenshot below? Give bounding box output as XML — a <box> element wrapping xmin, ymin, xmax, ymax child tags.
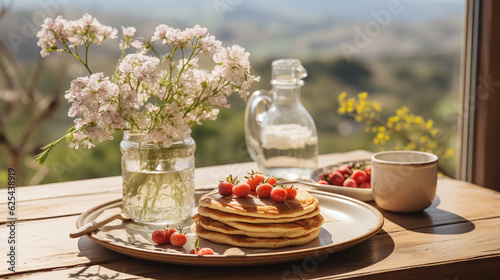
<box><xmin>192</xmin><ymin>188</ymin><xmax>324</xmax><ymax>248</ymax></box>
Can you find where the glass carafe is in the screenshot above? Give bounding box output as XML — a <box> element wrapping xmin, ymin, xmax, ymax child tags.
<box><xmin>245</xmin><ymin>59</ymin><xmax>318</xmax><ymax>180</ymax></box>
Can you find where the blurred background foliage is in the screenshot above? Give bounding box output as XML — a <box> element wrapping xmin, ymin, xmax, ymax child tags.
<box><xmin>0</xmin><ymin>0</ymin><xmax>464</xmax><ymax>186</ymax></box>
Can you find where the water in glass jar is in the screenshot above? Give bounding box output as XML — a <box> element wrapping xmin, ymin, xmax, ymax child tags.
<box><xmin>122</xmin><ymin>161</ymin><xmax>194</xmax><ymax>225</ymax></box>
<box><xmin>261</xmin><ymin>124</ymin><xmax>318</xmax><ymax>180</ymax></box>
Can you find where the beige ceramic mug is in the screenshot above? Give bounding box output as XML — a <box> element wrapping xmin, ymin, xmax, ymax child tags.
<box><xmin>371</xmin><ymin>151</ymin><xmax>438</xmax><ymax>213</ymax></box>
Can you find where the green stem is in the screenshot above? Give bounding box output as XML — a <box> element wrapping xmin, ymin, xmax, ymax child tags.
<box><xmin>34</xmin><ymin>127</ymin><xmax>76</xmax><ymax>165</ymax></box>
<box><xmin>149</xmin><ymin>43</ymin><xmax>162</xmax><ymax>61</ymax></box>
<box><xmin>85</xmin><ymin>44</ymin><xmax>90</xmax><ymax>67</ymax></box>
<box><xmin>61</xmin><ymin>41</ymin><xmax>93</xmax><ymax>74</ymax></box>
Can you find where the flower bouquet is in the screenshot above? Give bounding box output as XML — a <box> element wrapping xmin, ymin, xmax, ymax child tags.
<box><xmin>35</xmin><ymin>14</ymin><xmax>259</xmax><ymax>223</ymax></box>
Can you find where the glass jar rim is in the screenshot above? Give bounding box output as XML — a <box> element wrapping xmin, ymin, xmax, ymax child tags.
<box><xmin>122</xmin><ymin>128</ymin><xmax>192</xmax><ymax>143</ymax></box>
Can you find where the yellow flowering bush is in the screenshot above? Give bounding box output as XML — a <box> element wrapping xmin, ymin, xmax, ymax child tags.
<box><xmin>338</xmin><ymin>92</ymin><xmax>453</xmax><ymax>159</ymax></box>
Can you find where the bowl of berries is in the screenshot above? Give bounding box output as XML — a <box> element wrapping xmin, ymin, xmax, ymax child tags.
<box><xmin>304</xmin><ymin>160</ymin><xmax>373</xmax><ymax>201</ymax></box>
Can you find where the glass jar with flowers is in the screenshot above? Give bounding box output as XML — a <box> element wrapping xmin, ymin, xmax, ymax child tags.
<box><xmin>34</xmin><ymin>14</ymin><xmax>259</xmax><ymax>224</ymax></box>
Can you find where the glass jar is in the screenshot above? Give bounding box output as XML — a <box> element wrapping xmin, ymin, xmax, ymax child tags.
<box><xmin>245</xmin><ymin>59</ymin><xmax>318</xmax><ymax>180</ymax></box>
<box><xmin>120</xmin><ymin>129</ymin><xmax>196</xmax><ymax>225</ymax></box>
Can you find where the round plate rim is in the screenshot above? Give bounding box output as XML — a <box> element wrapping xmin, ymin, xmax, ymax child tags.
<box><xmin>76</xmin><ymin>190</ymin><xmax>384</xmax><ymax>266</ymax></box>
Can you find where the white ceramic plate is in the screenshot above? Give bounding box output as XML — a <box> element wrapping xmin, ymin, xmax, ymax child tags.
<box><xmin>75</xmin><ymin>190</ymin><xmax>383</xmax><ymax>266</ymax></box>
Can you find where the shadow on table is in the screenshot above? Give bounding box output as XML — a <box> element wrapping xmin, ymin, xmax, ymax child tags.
<box><xmin>72</xmin><ymin>230</ymin><xmax>395</xmax><ymax>279</ymax></box>
<box><xmin>371</xmin><ymin>196</ymin><xmax>476</xmax><ymax>235</ymax></box>
<box><xmin>271</xmin><ymin>229</ymin><xmax>396</xmax><ymax>279</ymax></box>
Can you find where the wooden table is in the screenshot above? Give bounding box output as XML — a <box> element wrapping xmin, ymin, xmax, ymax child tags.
<box><xmin>1</xmin><ymin>150</ymin><xmax>500</xmax><ymax>279</ymax></box>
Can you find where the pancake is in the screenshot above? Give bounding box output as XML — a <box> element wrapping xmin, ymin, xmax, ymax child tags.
<box><xmin>224</xmin><ymin>214</ymin><xmax>324</xmax><ymax>235</ymax></box>
<box><xmin>192</xmin><ymin>214</ymin><xmax>284</xmax><ymax>238</ymax></box>
<box><xmin>192</xmin><ymin>213</ymin><xmax>324</xmax><ymax>238</ymax></box>
<box><xmin>192</xmin><ymin>222</ymin><xmax>321</xmax><ymax>248</ymax></box>
<box><xmin>197</xmin><ymin>205</ymin><xmax>321</xmax><ymax>224</ymax></box>
<box><xmin>198</xmin><ymin>188</ymin><xmax>319</xmax><ymax>218</ymax></box>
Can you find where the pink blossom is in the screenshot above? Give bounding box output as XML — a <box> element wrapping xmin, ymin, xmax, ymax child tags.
<box><xmin>121</xmin><ymin>26</ymin><xmax>136</xmax><ymax>37</ymax></box>
<box><xmin>36</xmin><ymin>16</ymin><xmax>260</xmax><ymax>152</ymax></box>
<box><xmin>36</xmin><ymin>13</ymin><xmax>117</xmax><ymax>57</ymax></box>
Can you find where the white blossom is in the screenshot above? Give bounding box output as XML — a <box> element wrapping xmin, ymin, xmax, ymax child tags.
<box><xmin>36</xmin><ymin>16</ymin><xmax>259</xmax><ymax>152</ymax></box>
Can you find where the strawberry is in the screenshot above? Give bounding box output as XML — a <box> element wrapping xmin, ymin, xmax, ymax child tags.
<box><xmin>343</xmin><ymin>178</ymin><xmax>358</xmax><ymax>188</ymax></box>
<box><xmin>189</xmin><ymin>248</ymin><xmax>199</xmax><ymax>254</ymax></box>
<box><xmin>264</xmin><ymin>176</ymin><xmax>277</xmax><ymax>186</ymax></box>
<box><xmin>256</xmin><ymin>183</ymin><xmax>273</xmax><ymax>198</ymax></box>
<box><xmin>245</xmin><ymin>170</ymin><xmax>265</xmax><ymax>191</ymax></box>
<box><xmin>152</xmin><ymin>229</ymin><xmax>168</xmax><ymax>245</ymax></box>
<box><xmin>233</xmin><ymin>183</ymin><xmax>251</xmax><ymax>197</ymax></box>
<box><xmin>351</xmin><ymin>170</ymin><xmax>367</xmax><ymax>184</ymax></box>
<box><xmin>271</xmin><ymin>186</ymin><xmax>287</xmax><ymax>202</ymax></box>
<box><xmin>337</xmin><ymin>165</ymin><xmax>351</xmax><ymax>177</ymax></box>
<box><xmin>364</xmin><ymin>165</ymin><xmax>372</xmax><ymax>182</ymax></box>
<box><xmin>190</xmin><ymin>239</ymin><xmax>214</xmax><ymax>255</ymax></box>
<box><xmin>198</xmin><ymin>248</ymin><xmax>214</xmax><ymax>255</ymax></box>
<box><xmin>189</xmin><ymin>238</ymin><xmax>200</xmax><ymax>254</ymax></box>
<box><xmin>317</xmin><ymin>180</ymin><xmax>329</xmax><ymax>185</ymax></box>
<box><xmin>328</xmin><ymin>171</ymin><xmax>345</xmax><ymax>186</ymax></box>
<box><xmin>218</xmin><ymin>175</ymin><xmax>237</xmax><ymax>196</ymax></box>
<box><xmin>358</xmin><ymin>182</ymin><xmax>371</xmax><ymax>188</ymax></box>
<box><xmin>284</xmin><ymin>185</ymin><xmax>297</xmax><ymax>200</ymax></box>
<box><xmin>164</xmin><ymin>226</ymin><xmax>177</xmax><ymax>245</ymax></box>
<box><xmin>170</xmin><ymin>227</ymin><xmax>187</xmax><ymax>247</ymax></box>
